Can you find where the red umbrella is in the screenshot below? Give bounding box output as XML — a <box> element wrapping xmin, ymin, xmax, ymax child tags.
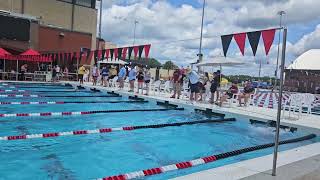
<box><xmin>0</xmin><ymin>48</ymin><xmax>11</xmax><ymax>58</ymax></box>
<box><xmin>20</xmin><ymin>48</ymin><xmax>40</xmax><ymax>56</ymax></box>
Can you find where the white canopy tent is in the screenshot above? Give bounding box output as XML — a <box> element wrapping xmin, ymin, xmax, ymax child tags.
<box><xmin>287</xmin><ymin>49</ymin><xmax>320</xmax><ymax>70</ymax></box>
<box><xmin>97</xmin><ymin>59</ymin><xmax>128</xmax><ymax>65</ymax></box>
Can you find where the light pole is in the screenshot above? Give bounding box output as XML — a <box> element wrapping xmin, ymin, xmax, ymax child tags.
<box><xmin>197</xmin><ymin>0</ymin><xmax>205</xmax><ymax>72</ymax></box>
<box><xmin>133</xmin><ymin>20</ymin><xmax>139</xmax><ymax>46</ymax></box>
<box><xmin>98</xmin><ymin>0</ymin><xmax>103</xmax><ymax>39</ymax></box>
<box><xmin>274</xmin><ymin>11</ymin><xmax>285</xmax><ymax>88</ymax></box>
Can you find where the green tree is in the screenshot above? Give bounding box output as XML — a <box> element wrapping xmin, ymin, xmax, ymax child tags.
<box><xmin>125</xmin><ymin>57</ymin><xmax>161</xmax><ymax>68</ymax></box>
<box><xmin>162</xmin><ymin>61</ymin><xmax>178</xmax><ymax>70</ymax></box>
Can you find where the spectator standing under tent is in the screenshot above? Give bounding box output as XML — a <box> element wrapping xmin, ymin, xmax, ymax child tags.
<box><xmin>171</xmin><ymin>68</ymin><xmax>182</xmax><ymax>99</ymax></box>
<box><xmin>198</xmin><ymin>72</ymin><xmax>209</xmax><ymax>101</ymax></box>
<box><xmin>63</xmin><ymin>67</ymin><xmax>69</xmax><ymax>80</ymax></box>
<box><xmin>186</xmin><ymin>68</ymin><xmax>200</xmax><ymax>101</ymax></box>
<box><xmin>210</xmin><ymin>70</ymin><xmax>221</xmax><ymax>103</ymax></box>
<box><xmin>55</xmin><ymin>65</ymin><xmax>61</xmax><ymax>81</ymax></box>
<box><xmin>136</xmin><ymin>67</ymin><xmax>144</xmax><ymax>94</ymax></box>
<box><xmin>144</xmin><ymin>67</ymin><xmax>151</xmax><ymax>95</ymax></box>
<box><xmin>20</xmin><ymin>64</ymin><xmax>27</xmax><ymax>81</ymax></box>
<box><xmin>118</xmin><ymin>65</ymin><xmax>126</xmax><ymax>89</ymax></box>
<box><xmin>101</xmin><ymin>66</ymin><xmax>109</xmax><ymax>87</ymax></box>
<box><xmin>52</xmin><ymin>65</ymin><xmax>57</xmax><ymax>82</ymax></box>
<box><xmin>91</xmin><ymin>64</ymin><xmax>99</xmax><ymax>86</ymax></box>
<box><xmin>78</xmin><ymin>65</ymin><xmax>86</xmax><ymax>85</ymax></box>
<box><xmin>128</xmin><ymin>65</ymin><xmax>137</xmax><ymax>92</ymax></box>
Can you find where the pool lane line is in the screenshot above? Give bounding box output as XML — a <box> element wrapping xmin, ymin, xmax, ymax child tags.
<box><xmin>0</xmin><ymin>108</ymin><xmax>184</xmax><ymax>118</ymax></box>
<box><xmin>0</xmin><ymin>89</ymin><xmax>28</xmax><ymax>92</ymax></box>
<box><xmin>0</xmin><ymin>90</ymin><xmax>83</xmax><ymax>93</ymax></box>
<box><xmin>0</xmin><ymin>100</ymin><xmax>148</xmax><ymax>105</ymax></box>
<box><xmin>0</xmin><ymin>94</ymin><xmax>121</xmax><ymax>98</ymax></box>
<box><xmin>97</xmin><ymin>134</ymin><xmax>316</xmax><ymax>180</ymax></box>
<box><xmin>0</xmin><ymin>118</ymin><xmax>235</xmax><ymax>141</ymax></box>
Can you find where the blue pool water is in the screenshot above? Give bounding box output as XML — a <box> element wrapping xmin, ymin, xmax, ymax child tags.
<box><xmin>0</xmin><ymin>83</ymin><xmax>319</xmax><ymax>180</ymax></box>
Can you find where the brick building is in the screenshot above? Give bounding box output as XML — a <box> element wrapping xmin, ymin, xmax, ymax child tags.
<box><xmin>284</xmin><ymin>49</ymin><xmax>320</xmax><ymax>93</ymax></box>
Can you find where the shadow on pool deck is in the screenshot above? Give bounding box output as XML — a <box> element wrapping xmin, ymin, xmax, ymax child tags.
<box><xmin>241</xmin><ymin>154</ymin><xmax>320</xmax><ymax>180</ymax></box>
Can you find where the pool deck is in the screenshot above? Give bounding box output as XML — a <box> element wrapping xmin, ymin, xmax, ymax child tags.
<box><xmin>3</xmin><ymin>80</ymin><xmax>320</xmax><ymax>180</ymax></box>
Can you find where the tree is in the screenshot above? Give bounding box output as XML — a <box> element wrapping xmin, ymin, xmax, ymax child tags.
<box><xmin>162</xmin><ymin>61</ymin><xmax>178</xmax><ymax>70</ymax></box>
<box><xmin>124</xmin><ymin>57</ymin><xmax>161</xmax><ymax>68</ymax></box>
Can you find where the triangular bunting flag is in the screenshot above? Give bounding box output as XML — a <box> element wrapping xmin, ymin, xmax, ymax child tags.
<box><xmin>128</xmin><ymin>47</ymin><xmax>134</xmax><ymax>60</ymax></box>
<box><xmin>110</xmin><ymin>49</ymin><xmax>114</xmax><ymax>60</ymax></box>
<box><xmin>234</xmin><ymin>33</ymin><xmax>246</xmax><ymax>56</ymax></box>
<box><xmin>101</xmin><ymin>49</ymin><xmax>106</xmax><ymax>60</ymax></box>
<box><xmin>262</xmin><ymin>29</ymin><xmax>276</xmax><ymax>55</ymax></box>
<box><xmin>88</xmin><ymin>50</ymin><xmax>94</xmax><ymax>64</ymax></box>
<box><xmin>133</xmin><ymin>46</ymin><xmax>139</xmax><ymax>59</ymax></box>
<box><xmin>221</xmin><ymin>35</ymin><xmax>233</xmax><ymax>57</ymax></box>
<box><xmin>114</xmin><ymin>48</ymin><xmax>118</xmax><ymax>60</ymax></box>
<box><xmin>122</xmin><ymin>47</ymin><xmax>128</xmax><ymax>60</ymax></box>
<box><xmin>138</xmin><ymin>45</ymin><xmax>144</xmax><ymax>59</ymax></box>
<box><xmin>144</xmin><ymin>44</ymin><xmax>151</xmax><ymax>58</ymax></box>
<box><xmin>117</xmin><ymin>48</ymin><xmax>123</xmax><ymax>60</ymax></box>
<box><xmin>247</xmin><ymin>31</ymin><xmax>261</xmax><ymax>56</ymax></box>
<box><xmin>105</xmin><ymin>49</ymin><xmax>110</xmax><ymax>60</ymax></box>
<box><xmin>94</xmin><ymin>50</ymin><xmax>98</xmax><ymax>63</ymax></box>
<box><xmin>98</xmin><ymin>50</ymin><xmax>102</xmax><ymax>61</ymax></box>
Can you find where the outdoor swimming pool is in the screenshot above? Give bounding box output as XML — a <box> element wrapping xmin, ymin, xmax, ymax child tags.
<box><xmin>0</xmin><ymin>82</ymin><xmax>318</xmax><ymax>180</ymax></box>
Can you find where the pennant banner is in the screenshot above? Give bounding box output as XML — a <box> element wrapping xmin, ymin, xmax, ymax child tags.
<box><xmin>234</xmin><ymin>33</ymin><xmax>246</xmax><ymax>56</ymax></box>
<box><xmin>128</xmin><ymin>47</ymin><xmax>134</xmax><ymax>60</ymax></box>
<box><xmin>117</xmin><ymin>48</ymin><xmax>123</xmax><ymax>60</ymax></box>
<box><xmin>247</xmin><ymin>31</ymin><xmax>261</xmax><ymax>56</ymax></box>
<box><xmin>105</xmin><ymin>49</ymin><xmax>110</xmax><ymax>60</ymax></box>
<box><xmin>221</xmin><ymin>35</ymin><xmax>233</xmax><ymax>57</ymax></box>
<box><xmin>114</xmin><ymin>48</ymin><xmax>118</xmax><ymax>60</ymax></box>
<box><xmin>144</xmin><ymin>44</ymin><xmax>151</xmax><ymax>58</ymax></box>
<box><xmin>133</xmin><ymin>46</ymin><xmax>139</xmax><ymax>59</ymax></box>
<box><xmin>110</xmin><ymin>49</ymin><xmax>114</xmax><ymax>60</ymax></box>
<box><xmin>262</xmin><ymin>29</ymin><xmax>276</xmax><ymax>55</ymax></box>
<box><xmin>138</xmin><ymin>45</ymin><xmax>144</xmax><ymax>59</ymax></box>
<box><xmin>122</xmin><ymin>47</ymin><xmax>128</xmax><ymax>60</ymax></box>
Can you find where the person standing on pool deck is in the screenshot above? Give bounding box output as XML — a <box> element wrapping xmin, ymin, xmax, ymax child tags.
<box><xmin>91</xmin><ymin>64</ymin><xmax>99</xmax><ymax>86</ymax></box>
<box><xmin>128</xmin><ymin>65</ymin><xmax>137</xmax><ymax>92</ymax></box>
<box><xmin>78</xmin><ymin>65</ymin><xmax>86</xmax><ymax>85</ymax></box>
<box><xmin>171</xmin><ymin>68</ymin><xmax>182</xmax><ymax>99</ymax></box>
<box><xmin>101</xmin><ymin>66</ymin><xmax>109</xmax><ymax>87</ymax></box>
<box><xmin>118</xmin><ymin>65</ymin><xmax>126</xmax><ymax>89</ymax></box>
<box><xmin>186</xmin><ymin>68</ymin><xmax>200</xmax><ymax>101</ymax></box>
<box><xmin>136</xmin><ymin>67</ymin><xmax>144</xmax><ymax>94</ymax></box>
<box><xmin>144</xmin><ymin>67</ymin><xmax>151</xmax><ymax>95</ymax></box>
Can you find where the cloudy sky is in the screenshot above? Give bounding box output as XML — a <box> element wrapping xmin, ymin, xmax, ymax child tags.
<box><xmin>98</xmin><ymin>0</ymin><xmax>320</xmax><ymax>77</ymax></box>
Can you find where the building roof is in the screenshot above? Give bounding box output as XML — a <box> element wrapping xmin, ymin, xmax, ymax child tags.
<box><xmin>287</xmin><ymin>49</ymin><xmax>320</xmax><ymax>70</ymax></box>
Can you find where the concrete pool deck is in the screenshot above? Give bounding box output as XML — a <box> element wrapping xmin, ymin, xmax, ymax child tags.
<box><xmin>2</xmin><ymin>80</ymin><xmax>320</xmax><ymax>180</ymax></box>
<box><xmin>62</xmin><ymin>81</ymin><xmax>320</xmax><ymax>180</ymax></box>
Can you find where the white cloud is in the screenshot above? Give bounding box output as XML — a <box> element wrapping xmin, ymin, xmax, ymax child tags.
<box><xmin>100</xmin><ymin>0</ymin><xmax>320</xmax><ymax>76</ymax></box>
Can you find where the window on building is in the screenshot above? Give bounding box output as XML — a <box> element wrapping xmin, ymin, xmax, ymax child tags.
<box><xmin>76</xmin><ymin>0</ymin><xmax>95</xmax><ymax>8</ymax></box>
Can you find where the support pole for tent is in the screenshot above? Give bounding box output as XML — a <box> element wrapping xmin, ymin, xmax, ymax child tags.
<box><xmin>272</xmin><ymin>27</ymin><xmax>287</xmax><ymax>176</ymax></box>
<box><xmin>16</xmin><ymin>59</ymin><xmax>19</xmax><ymax>81</ymax></box>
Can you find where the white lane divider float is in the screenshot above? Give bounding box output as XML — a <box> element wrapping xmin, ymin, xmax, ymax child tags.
<box><xmin>0</xmin><ymin>126</ymin><xmax>133</xmax><ymax>141</ymax></box>
<box><xmin>0</xmin><ymin>89</ymin><xmax>27</xmax><ymax>92</ymax></box>
<box><xmin>0</xmin><ymin>101</ymin><xmax>64</xmax><ymax>105</ymax></box>
<box><xmin>0</xmin><ymin>94</ymin><xmax>39</xmax><ymax>97</ymax></box>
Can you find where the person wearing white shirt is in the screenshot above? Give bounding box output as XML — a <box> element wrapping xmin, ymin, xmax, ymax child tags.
<box><xmin>186</xmin><ymin>68</ymin><xmax>200</xmax><ymax>101</ymax></box>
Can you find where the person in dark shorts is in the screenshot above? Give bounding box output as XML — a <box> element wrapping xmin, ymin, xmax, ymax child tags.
<box><xmin>210</xmin><ymin>71</ymin><xmax>221</xmax><ymax>103</ymax></box>
<box><xmin>136</xmin><ymin>68</ymin><xmax>144</xmax><ymax>94</ymax></box>
<box><xmin>186</xmin><ymin>68</ymin><xmax>200</xmax><ymax>101</ymax></box>
<box><xmin>198</xmin><ymin>72</ymin><xmax>209</xmax><ymax>101</ymax></box>
<box><xmin>144</xmin><ymin>68</ymin><xmax>151</xmax><ymax>95</ymax></box>
<box><xmin>238</xmin><ymin>81</ymin><xmax>255</xmax><ymax>106</ymax></box>
<box><xmin>218</xmin><ymin>81</ymin><xmax>238</xmax><ymax>106</ymax></box>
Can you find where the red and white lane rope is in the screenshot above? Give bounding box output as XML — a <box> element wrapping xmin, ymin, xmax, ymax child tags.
<box><xmin>0</xmin><ymin>119</ymin><xmax>234</xmax><ymax>141</ymax></box>
<box><xmin>0</xmin><ymin>89</ymin><xmax>27</xmax><ymax>93</ymax></box>
<box><xmin>0</xmin><ymin>94</ymin><xmax>39</xmax><ymax>97</ymax></box>
<box><xmin>0</xmin><ymin>101</ymin><xmax>64</xmax><ymax>105</ymax></box>
<box><xmin>0</xmin><ymin>108</ymin><xmax>183</xmax><ymax>118</ymax></box>
<box><xmin>0</xmin><ymin>126</ymin><xmax>128</xmax><ymax>141</ymax></box>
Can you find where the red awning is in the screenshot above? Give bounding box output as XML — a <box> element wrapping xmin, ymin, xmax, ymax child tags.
<box><xmin>0</xmin><ymin>48</ymin><xmax>11</xmax><ymax>58</ymax></box>
<box><xmin>20</xmin><ymin>49</ymin><xmax>41</xmax><ymax>56</ymax></box>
